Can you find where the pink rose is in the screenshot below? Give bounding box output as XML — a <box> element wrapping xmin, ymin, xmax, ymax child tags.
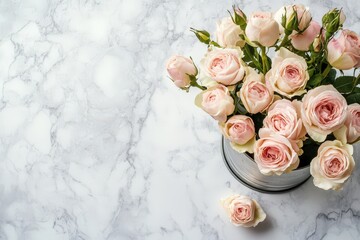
<box><xmin>200</xmin><ymin>48</ymin><xmax>246</xmax><ymax>86</ymax></box>
<box><xmin>327</xmin><ymin>30</ymin><xmax>360</xmax><ymax>70</ymax></box>
<box><xmin>335</xmin><ymin>103</ymin><xmax>360</xmax><ymax>144</ymax></box>
<box><xmin>274</xmin><ymin>5</ymin><xmax>312</xmax><ymax>32</ymax></box>
<box><xmin>221</xmin><ymin>115</ymin><xmax>256</xmax><ymax>153</ymax></box>
<box><xmin>195</xmin><ymin>85</ymin><xmax>235</xmax><ymax>123</ymax></box>
<box><xmin>238</xmin><ymin>68</ymin><xmax>274</xmax><ymax>114</ymax></box>
<box><xmin>166</xmin><ymin>55</ymin><xmax>196</xmax><ymax>88</ymax></box>
<box><xmin>310</xmin><ymin>140</ymin><xmax>355</xmax><ymax>190</ymax></box>
<box><xmin>216</xmin><ymin>17</ymin><xmax>245</xmax><ymax>48</ymax></box>
<box><xmin>266</xmin><ymin>47</ymin><xmax>309</xmax><ymax>98</ymax></box>
<box><xmin>291</xmin><ymin>21</ymin><xmax>321</xmax><ymax>51</ymax></box>
<box><xmin>221</xmin><ymin>194</ymin><xmax>266</xmax><ymax>227</ymax></box>
<box><xmin>245</xmin><ymin>11</ymin><xmax>280</xmax><ymax>47</ymax></box>
<box><xmin>262</xmin><ymin>99</ymin><xmax>306</xmax><ymax>141</ymax></box>
<box><xmin>254</xmin><ymin>129</ymin><xmax>299</xmax><ymax>176</ymax></box>
<box><xmin>301</xmin><ymin>85</ymin><xmax>347</xmax><ymax>142</ymax></box>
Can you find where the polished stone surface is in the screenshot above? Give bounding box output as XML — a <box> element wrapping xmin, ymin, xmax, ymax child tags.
<box><xmin>0</xmin><ymin>0</ymin><xmax>359</xmax><ymax>239</ymax></box>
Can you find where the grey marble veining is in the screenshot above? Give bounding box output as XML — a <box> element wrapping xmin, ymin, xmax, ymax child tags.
<box><xmin>0</xmin><ymin>0</ymin><xmax>359</xmax><ymax>239</ymax></box>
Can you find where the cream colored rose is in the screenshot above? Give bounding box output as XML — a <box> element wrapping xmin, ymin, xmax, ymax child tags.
<box><xmin>266</xmin><ymin>47</ymin><xmax>309</xmax><ymax>98</ymax></box>
<box><xmin>221</xmin><ymin>194</ymin><xmax>266</xmax><ymax>227</ymax></box>
<box><xmin>334</xmin><ymin>103</ymin><xmax>360</xmax><ymax>144</ymax></box>
<box><xmin>238</xmin><ymin>68</ymin><xmax>274</xmax><ymax>114</ymax></box>
<box><xmin>216</xmin><ymin>17</ymin><xmax>245</xmax><ymax>48</ymax></box>
<box><xmin>327</xmin><ymin>30</ymin><xmax>360</xmax><ymax>70</ymax></box>
<box><xmin>310</xmin><ymin>140</ymin><xmax>355</xmax><ymax>190</ymax></box>
<box><xmin>221</xmin><ymin>115</ymin><xmax>256</xmax><ymax>153</ymax></box>
<box><xmin>245</xmin><ymin>11</ymin><xmax>280</xmax><ymax>47</ymax></box>
<box><xmin>166</xmin><ymin>55</ymin><xmax>196</xmax><ymax>88</ymax></box>
<box><xmin>262</xmin><ymin>99</ymin><xmax>306</xmax><ymax>141</ymax></box>
<box><xmin>195</xmin><ymin>85</ymin><xmax>235</xmax><ymax>123</ymax></box>
<box><xmin>200</xmin><ymin>48</ymin><xmax>246</xmax><ymax>87</ymax></box>
<box><xmin>274</xmin><ymin>4</ymin><xmax>312</xmax><ymax>32</ymax></box>
<box><xmin>301</xmin><ymin>85</ymin><xmax>347</xmax><ymax>142</ymax></box>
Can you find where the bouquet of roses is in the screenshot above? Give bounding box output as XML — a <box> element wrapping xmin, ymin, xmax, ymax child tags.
<box><xmin>165</xmin><ymin>5</ymin><xmax>360</xmax><ymax>191</ymax></box>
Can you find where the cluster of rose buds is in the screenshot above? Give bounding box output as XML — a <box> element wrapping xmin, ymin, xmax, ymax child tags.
<box><xmin>166</xmin><ymin>4</ymin><xmax>360</xmax><ymax>191</ymax></box>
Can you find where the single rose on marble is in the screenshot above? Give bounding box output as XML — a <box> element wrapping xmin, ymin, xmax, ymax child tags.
<box><xmin>262</xmin><ymin>99</ymin><xmax>306</xmax><ymax>142</ymax></box>
<box><xmin>301</xmin><ymin>85</ymin><xmax>347</xmax><ymax>142</ymax></box>
<box><xmin>166</xmin><ymin>55</ymin><xmax>197</xmax><ymax>88</ymax></box>
<box><xmin>216</xmin><ymin>17</ymin><xmax>245</xmax><ymax>48</ymax></box>
<box><xmin>290</xmin><ymin>21</ymin><xmax>321</xmax><ymax>51</ymax></box>
<box><xmin>221</xmin><ymin>194</ymin><xmax>266</xmax><ymax>227</ymax></box>
<box><xmin>327</xmin><ymin>30</ymin><xmax>360</xmax><ymax>70</ymax></box>
<box><xmin>254</xmin><ymin>129</ymin><xmax>299</xmax><ymax>176</ymax></box>
<box><xmin>334</xmin><ymin>103</ymin><xmax>360</xmax><ymax>144</ymax></box>
<box><xmin>195</xmin><ymin>84</ymin><xmax>235</xmax><ymax>123</ymax></box>
<box><xmin>238</xmin><ymin>68</ymin><xmax>274</xmax><ymax>114</ymax></box>
<box><xmin>220</xmin><ymin>115</ymin><xmax>256</xmax><ymax>153</ymax></box>
<box><xmin>245</xmin><ymin>11</ymin><xmax>280</xmax><ymax>47</ymax></box>
<box><xmin>310</xmin><ymin>140</ymin><xmax>355</xmax><ymax>190</ymax></box>
<box><xmin>265</xmin><ymin>47</ymin><xmax>309</xmax><ymax>98</ymax></box>
<box><xmin>200</xmin><ymin>47</ymin><xmax>246</xmax><ymax>87</ymax></box>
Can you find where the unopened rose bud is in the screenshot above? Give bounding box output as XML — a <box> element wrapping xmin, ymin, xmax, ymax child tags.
<box><xmin>190</xmin><ymin>28</ymin><xmax>210</xmax><ymax>44</ymax></box>
<box><xmin>322</xmin><ymin>8</ymin><xmax>344</xmax><ymax>35</ymax></box>
<box><xmin>312</xmin><ymin>35</ymin><xmax>322</xmax><ymax>52</ymax></box>
<box><xmin>166</xmin><ymin>55</ymin><xmax>197</xmax><ymax>88</ymax></box>
<box><xmin>232</xmin><ymin>6</ymin><xmax>247</xmax><ymax>29</ymax></box>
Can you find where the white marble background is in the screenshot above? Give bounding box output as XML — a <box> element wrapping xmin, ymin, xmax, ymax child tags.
<box><xmin>0</xmin><ymin>0</ymin><xmax>359</xmax><ymax>239</ymax></box>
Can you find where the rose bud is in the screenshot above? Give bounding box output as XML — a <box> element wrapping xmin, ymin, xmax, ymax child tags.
<box><xmin>274</xmin><ymin>4</ymin><xmax>312</xmax><ymax>34</ymax></box>
<box><xmin>195</xmin><ymin>84</ymin><xmax>235</xmax><ymax>123</ymax></box>
<box><xmin>265</xmin><ymin>47</ymin><xmax>309</xmax><ymax>98</ymax></box>
<box><xmin>200</xmin><ymin>48</ymin><xmax>246</xmax><ymax>86</ymax></box>
<box><xmin>221</xmin><ymin>194</ymin><xmax>266</xmax><ymax>227</ymax></box>
<box><xmin>322</xmin><ymin>8</ymin><xmax>346</xmax><ymax>35</ymax></box>
<box><xmin>216</xmin><ymin>17</ymin><xmax>245</xmax><ymax>48</ymax></box>
<box><xmin>245</xmin><ymin>11</ymin><xmax>280</xmax><ymax>47</ymax></box>
<box><xmin>327</xmin><ymin>30</ymin><xmax>360</xmax><ymax>70</ymax></box>
<box><xmin>301</xmin><ymin>85</ymin><xmax>347</xmax><ymax>142</ymax></box>
<box><xmin>238</xmin><ymin>68</ymin><xmax>274</xmax><ymax>114</ymax></box>
<box><xmin>310</xmin><ymin>140</ymin><xmax>355</xmax><ymax>191</ymax></box>
<box><xmin>166</xmin><ymin>55</ymin><xmax>197</xmax><ymax>88</ymax></box>
<box><xmin>291</xmin><ymin>21</ymin><xmax>321</xmax><ymax>51</ymax></box>
<box><xmin>220</xmin><ymin>115</ymin><xmax>256</xmax><ymax>153</ymax></box>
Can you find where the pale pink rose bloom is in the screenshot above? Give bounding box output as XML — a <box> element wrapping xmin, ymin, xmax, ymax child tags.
<box><xmin>310</xmin><ymin>140</ymin><xmax>355</xmax><ymax>190</ymax></box>
<box><xmin>266</xmin><ymin>47</ymin><xmax>309</xmax><ymax>98</ymax></box>
<box><xmin>166</xmin><ymin>55</ymin><xmax>196</xmax><ymax>88</ymax></box>
<box><xmin>216</xmin><ymin>17</ymin><xmax>245</xmax><ymax>48</ymax></box>
<box><xmin>200</xmin><ymin>48</ymin><xmax>246</xmax><ymax>86</ymax></box>
<box><xmin>254</xmin><ymin>129</ymin><xmax>299</xmax><ymax>176</ymax></box>
<box><xmin>334</xmin><ymin>104</ymin><xmax>360</xmax><ymax>144</ymax></box>
<box><xmin>195</xmin><ymin>85</ymin><xmax>235</xmax><ymax>123</ymax></box>
<box><xmin>301</xmin><ymin>85</ymin><xmax>347</xmax><ymax>142</ymax></box>
<box><xmin>238</xmin><ymin>68</ymin><xmax>274</xmax><ymax>114</ymax></box>
<box><xmin>327</xmin><ymin>30</ymin><xmax>360</xmax><ymax>70</ymax></box>
<box><xmin>221</xmin><ymin>194</ymin><xmax>266</xmax><ymax>227</ymax></box>
<box><xmin>274</xmin><ymin>4</ymin><xmax>312</xmax><ymax>33</ymax></box>
<box><xmin>245</xmin><ymin>11</ymin><xmax>280</xmax><ymax>47</ymax></box>
<box><xmin>263</xmin><ymin>99</ymin><xmax>306</xmax><ymax>141</ymax></box>
<box><xmin>221</xmin><ymin>115</ymin><xmax>256</xmax><ymax>153</ymax></box>
<box><xmin>291</xmin><ymin>21</ymin><xmax>321</xmax><ymax>51</ymax></box>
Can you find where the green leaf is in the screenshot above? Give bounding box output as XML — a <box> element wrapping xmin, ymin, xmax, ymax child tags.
<box><xmin>333</xmin><ymin>76</ymin><xmax>357</xmax><ymax>94</ymax></box>
<box><xmin>307</xmin><ymin>73</ymin><xmax>323</xmax><ymax>88</ymax></box>
<box><xmin>346</xmin><ymin>93</ymin><xmax>360</xmax><ymax>104</ymax></box>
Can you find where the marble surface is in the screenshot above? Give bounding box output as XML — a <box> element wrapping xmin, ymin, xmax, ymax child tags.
<box><xmin>0</xmin><ymin>0</ymin><xmax>359</xmax><ymax>239</ymax></box>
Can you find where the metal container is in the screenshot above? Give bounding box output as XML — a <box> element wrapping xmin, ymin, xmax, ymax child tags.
<box><xmin>221</xmin><ymin>137</ymin><xmax>311</xmax><ymax>193</ymax></box>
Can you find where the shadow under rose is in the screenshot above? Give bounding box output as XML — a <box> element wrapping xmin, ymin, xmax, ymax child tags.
<box><xmin>247</xmin><ymin>216</ymin><xmax>273</xmax><ymax>234</ymax></box>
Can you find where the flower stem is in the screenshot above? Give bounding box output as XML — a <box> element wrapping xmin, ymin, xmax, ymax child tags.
<box><xmin>190</xmin><ymin>81</ymin><xmax>206</xmax><ymax>90</ymax></box>
<box><xmin>261</xmin><ymin>47</ymin><xmax>268</xmax><ymax>74</ymax></box>
<box><xmin>321</xmin><ymin>64</ymin><xmax>332</xmax><ymax>78</ymax></box>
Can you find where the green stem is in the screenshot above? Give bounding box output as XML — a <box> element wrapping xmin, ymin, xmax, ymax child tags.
<box><xmin>190</xmin><ymin>81</ymin><xmax>206</xmax><ymax>90</ymax></box>
<box><xmin>261</xmin><ymin>47</ymin><xmax>268</xmax><ymax>74</ymax></box>
<box><xmin>278</xmin><ymin>34</ymin><xmax>289</xmax><ymax>49</ymax></box>
<box><xmin>244</xmin><ymin>45</ymin><xmax>262</xmax><ymax>72</ymax></box>
<box><xmin>321</xmin><ymin>64</ymin><xmax>332</xmax><ymax>78</ymax></box>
